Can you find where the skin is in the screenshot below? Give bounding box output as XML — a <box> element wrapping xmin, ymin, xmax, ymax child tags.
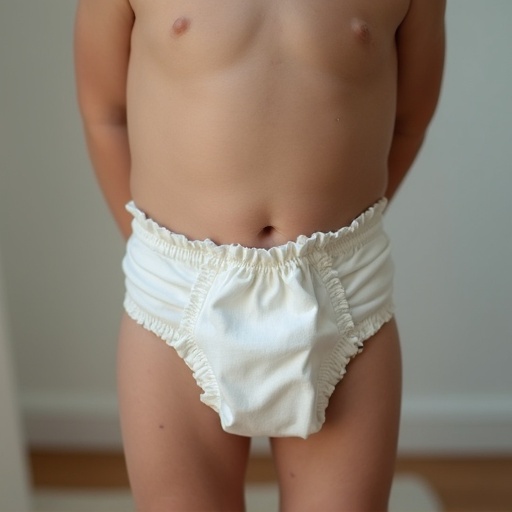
<box><xmin>75</xmin><ymin>0</ymin><xmax>445</xmax><ymax>510</ymax></box>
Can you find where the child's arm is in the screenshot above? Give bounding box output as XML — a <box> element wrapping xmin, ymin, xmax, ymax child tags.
<box><xmin>386</xmin><ymin>0</ymin><xmax>446</xmax><ymax>201</ymax></box>
<box><xmin>74</xmin><ymin>0</ymin><xmax>135</xmax><ymax>239</ymax></box>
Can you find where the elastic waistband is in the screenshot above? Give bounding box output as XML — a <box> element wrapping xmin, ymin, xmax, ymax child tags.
<box><xmin>126</xmin><ymin>199</ymin><xmax>388</xmax><ymax>268</ymax></box>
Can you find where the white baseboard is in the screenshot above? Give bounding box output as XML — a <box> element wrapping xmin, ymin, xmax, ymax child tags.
<box><xmin>22</xmin><ymin>392</ymin><xmax>123</xmax><ymax>450</ymax></box>
<box><xmin>21</xmin><ymin>392</ymin><xmax>512</xmax><ymax>454</ymax></box>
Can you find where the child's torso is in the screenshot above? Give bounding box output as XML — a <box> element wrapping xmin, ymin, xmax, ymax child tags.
<box><xmin>127</xmin><ymin>0</ymin><xmax>409</xmax><ymax>247</ymax></box>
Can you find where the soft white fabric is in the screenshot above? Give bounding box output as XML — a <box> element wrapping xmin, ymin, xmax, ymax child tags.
<box><xmin>122</xmin><ymin>199</ymin><xmax>394</xmax><ymax>438</ymax></box>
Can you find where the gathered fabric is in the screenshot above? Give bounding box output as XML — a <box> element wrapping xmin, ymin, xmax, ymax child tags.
<box><xmin>122</xmin><ymin>198</ymin><xmax>394</xmax><ymax>438</ymax></box>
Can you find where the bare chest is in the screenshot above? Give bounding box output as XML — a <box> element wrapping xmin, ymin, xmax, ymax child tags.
<box><xmin>129</xmin><ymin>0</ymin><xmax>409</xmax><ymax>77</ymax></box>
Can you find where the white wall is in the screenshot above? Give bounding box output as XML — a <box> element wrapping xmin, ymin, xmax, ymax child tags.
<box><xmin>386</xmin><ymin>1</ymin><xmax>512</xmax><ymax>452</ymax></box>
<box><xmin>0</xmin><ymin>1</ymin><xmax>511</xmax><ymax>454</ymax></box>
<box><xmin>0</xmin><ymin>247</ymin><xmax>31</xmax><ymax>512</ymax></box>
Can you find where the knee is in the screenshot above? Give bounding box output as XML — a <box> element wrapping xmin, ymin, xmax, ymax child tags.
<box><xmin>133</xmin><ymin>490</ymin><xmax>246</xmax><ymax>512</ymax></box>
<box><xmin>280</xmin><ymin>492</ymin><xmax>391</xmax><ymax>512</ymax></box>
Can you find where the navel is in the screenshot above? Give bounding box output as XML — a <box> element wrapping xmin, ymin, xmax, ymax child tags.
<box><xmin>258</xmin><ymin>225</ymin><xmax>281</xmax><ymax>248</ymax></box>
<box><xmin>260</xmin><ymin>225</ymin><xmax>276</xmax><ymax>237</ymax></box>
<box><xmin>350</xmin><ymin>18</ymin><xmax>372</xmax><ymax>44</ymax></box>
<box><xmin>172</xmin><ymin>16</ymin><xmax>191</xmax><ymax>36</ymax></box>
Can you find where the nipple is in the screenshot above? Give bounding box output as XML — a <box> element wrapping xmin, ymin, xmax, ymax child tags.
<box><xmin>351</xmin><ymin>19</ymin><xmax>372</xmax><ymax>44</ymax></box>
<box><xmin>172</xmin><ymin>16</ymin><xmax>191</xmax><ymax>36</ymax></box>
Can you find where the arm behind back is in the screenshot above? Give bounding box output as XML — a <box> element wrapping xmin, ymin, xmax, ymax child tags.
<box><xmin>74</xmin><ymin>0</ymin><xmax>135</xmax><ymax>238</ymax></box>
<box><xmin>386</xmin><ymin>0</ymin><xmax>446</xmax><ymax>200</ymax></box>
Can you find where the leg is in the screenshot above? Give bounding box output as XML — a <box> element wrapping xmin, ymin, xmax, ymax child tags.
<box><xmin>117</xmin><ymin>314</ymin><xmax>251</xmax><ymax>511</ymax></box>
<box><xmin>271</xmin><ymin>319</ymin><xmax>402</xmax><ymax>512</ymax></box>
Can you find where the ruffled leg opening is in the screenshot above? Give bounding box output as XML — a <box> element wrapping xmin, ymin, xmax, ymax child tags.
<box><xmin>123</xmin><ymin>294</ymin><xmax>221</xmax><ymax>413</ymax></box>
<box><xmin>314</xmin><ymin>302</ymin><xmax>395</xmax><ymax>430</ymax></box>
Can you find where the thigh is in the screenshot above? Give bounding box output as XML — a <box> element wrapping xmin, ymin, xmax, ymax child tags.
<box><xmin>271</xmin><ymin>319</ymin><xmax>402</xmax><ymax>512</ymax></box>
<box><xmin>117</xmin><ymin>314</ymin><xmax>251</xmax><ymax>512</ymax></box>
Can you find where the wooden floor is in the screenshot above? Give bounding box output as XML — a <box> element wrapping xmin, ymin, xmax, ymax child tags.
<box><xmin>30</xmin><ymin>451</ymin><xmax>512</xmax><ymax>512</ymax></box>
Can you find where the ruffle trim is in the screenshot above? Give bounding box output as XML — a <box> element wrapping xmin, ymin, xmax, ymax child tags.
<box><xmin>126</xmin><ymin>201</ymin><xmax>219</xmax><ymax>258</ymax></box>
<box><xmin>315</xmin><ymin>303</ymin><xmax>395</xmax><ymax>429</ymax></box>
<box><xmin>125</xmin><ymin>198</ymin><xmax>388</xmax><ymax>266</ymax></box>
<box><xmin>123</xmin><ymin>294</ymin><xmax>221</xmax><ymax>413</ymax></box>
<box><xmin>299</xmin><ymin>197</ymin><xmax>388</xmax><ymax>256</ymax></box>
<box><xmin>312</xmin><ymin>246</ymin><xmax>395</xmax><ymax>432</ymax></box>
